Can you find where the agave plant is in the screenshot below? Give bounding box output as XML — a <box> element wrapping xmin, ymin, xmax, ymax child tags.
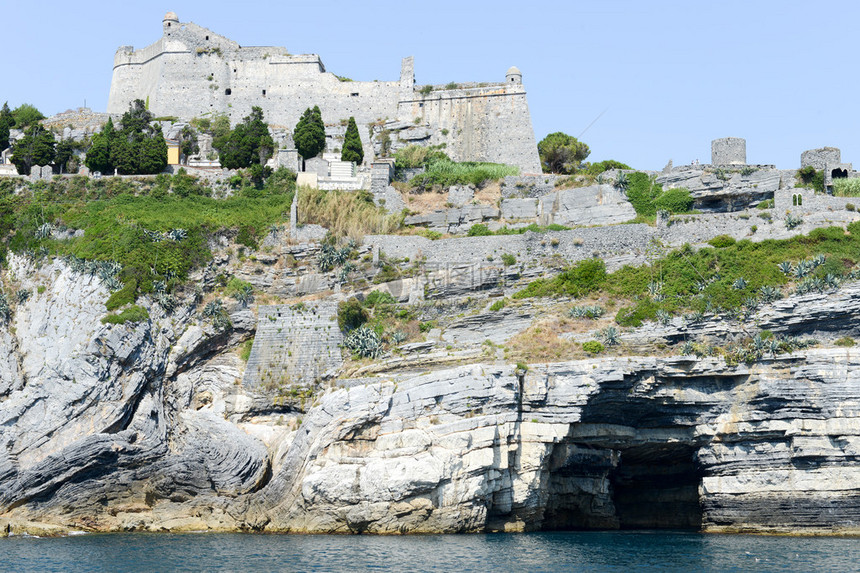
<box><xmin>166</xmin><ymin>228</ymin><xmax>187</xmax><ymax>242</ymax></box>
<box><xmin>338</xmin><ymin>261</ymin><xmax>356</xmax><ymax>283</ymax></box>
<box><xmin>103</xmin><ymin>275</ymin><xmax>123</xmax><ymax>292</ymax></box>
<box><xmin>568</xmin><ymin>305</ymin><xmax>605</xmax><ymax>320</ymax></box>
<box><xmin>647</xmin><ymin>281</ymin><xmax>663</xmax><ymax>297</ymax></box>
<box><xmin>743</xmin><ymin>296</ymin><xmax>759</xmax><ymax>313</ymax></box>
<box><xmin>811</xmin><ymin>254</ymin><xmax>826</xmax><ymax>267</ymax></box>
<box><xmin>824</xmin><ymin>273</ymin><xmax>841</xmax><ymax>290</ymax></box>
<box><xmin>600</xmin><ymin>326</ymin><xmax>620</xmax><ymax>346</ymax></box>
<box><xmin>16</xmin><ymin>289</ymin><xmax>30</xmax><ymax>304</ymax></box>
<box><xmin>233</xmin><ymin>284</ymin><xmax>254</xmax><ymax>307</ymax></box>
<box><xmin>656</xmin><ymin>309</ymin><xmax>671</xmax><ymax>326</ymax></box>
<box><xmin>767</xmin><ymin>338</ymin><xmax>781</xmax><ymax>357</ymax></box>
<box><xmin>794</xmin><ymin>260</ymin><xmax>812</xmax><ymax>279</ymax></box>
<box><xmin>35</xmin><ymin>222</ymin><xmax>54</xmax><ymax>240</ymax></box>
<box><xmin>0</xmin><ymin>292</ymin><xmax>9</xmax><ymax>323</ymax></box>
<box><xmin>152</xmin><ymin>280</ymin><xmax>167</xmax><ymax>293</ymax></box>
<box><xmin>759</xmin><ymin>285</ymin><xmax>781</xmax><ymax>303</ymax></box>
<box><xmin>390</xmin><ymin>330</ymin><xmax>407</xmax><ymax>344</ymax></box>
<box><xmin>345</xmin><ymin>326</ymin><xmax>383</xmax><ymax>358</ymax></box>
<box><xmin>685</xmin><ymin>311</ymin><xmax>705</xmax><ymax>324</ymax></box>
<box><xmin>192</xmin><ymin>285</ymin><xmax>204</xmax><ymax>304</ymax></box>
<box><xmin>155</xmin><ymin>291</ymin><xmax>177</xmax><ymax>313</ymax></box>
<box><xmin>203</xmin><ymin>299</ymin><xmax>224</xmax><ymax>318</ymax></box>
<box><xmin>777</xmin><ymin>261</ymin><xmax>794</xmax><ymax>275</ymax></box>
<box><xmin>680</xmin><ymin>341</ymin><xmax>695</xmax><ymax>356</ymax></box>
<box><xmin>732</xmin><ymin>277</ymin><xmax>747</xmax><ymax>290</ymax></box>
<box><xmin>615</xmin><ymin>171</ymin><xmax>629</xmax><ymax>191</ymax></box>
<box><xmin>785</xmin><ymin>213</ymin><xmax>803</xmax><ymax>230</ymax></box>
<box><xmin>752</xmin><ymin>334</ymin><xmax>767</xmax><ymax>354</ymax></box>
<box><xmin>213</xmin><ymin>312</ymin><xmax>232</xmax><ymax>331</ymax></box>
<box><xmin>144</xmin><ymin>229</ymin><xmax>164</xmax><ymax>243</ymax></box>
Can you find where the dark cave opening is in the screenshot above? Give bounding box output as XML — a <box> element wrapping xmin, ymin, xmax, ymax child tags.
<box><xmin>609</xmin><ymin>443</ymin><xmax>703</xmax><ymax>529</ymax></box>
<box><xmin>541</xmin><ymin>442</ymin><xmax>703</xmax><ymax>531</ymax></box>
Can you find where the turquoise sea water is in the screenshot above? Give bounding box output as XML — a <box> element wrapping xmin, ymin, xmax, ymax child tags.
<box><xmin>2</xmin><ymin>531</ymin><xmax>859</xmax><ymax>572</ymax></box>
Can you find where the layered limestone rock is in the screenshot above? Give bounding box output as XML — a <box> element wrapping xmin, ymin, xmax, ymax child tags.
<box><xmin>2</xmin><ymin>255</ymin><xmax>860</xmax><ymax>536</ymax></box>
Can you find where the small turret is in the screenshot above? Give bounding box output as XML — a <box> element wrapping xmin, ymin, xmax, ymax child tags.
<box><xmin>506</xmin><ymin>66</ymin><xmax>522</xmax><ymax>85</ymax></box>
<box><xmin>163</xmin><ymin>11</ymin><xmax>179</xmax><ymax>34</ymax></box>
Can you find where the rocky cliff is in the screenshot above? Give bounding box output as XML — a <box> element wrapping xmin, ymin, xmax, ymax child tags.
<box><xmin>1</xmin><ymin>252</ymin><xmax>859</xmax><ymax>536</ymax></box>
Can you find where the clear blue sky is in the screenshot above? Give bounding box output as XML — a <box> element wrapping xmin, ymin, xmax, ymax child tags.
<box><xmin>5</xmin><ymin>0</ymin><xmax>858</xmax><ymax>169</ymax></box>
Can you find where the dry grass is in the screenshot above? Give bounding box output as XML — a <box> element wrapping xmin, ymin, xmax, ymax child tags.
<box><xmin>473</xmin><ymin>181</ymin><xmax>501</xmax><ymax>205</ymax></box>
<box><xmin>506</xmin><ymin>317</ymin><xmax>580</xmax><ymax>363</ymax></box>
<box><xmin>404</xmin><ymin>190</ymin><xmax>449</xmax><ymax>213</ymax></box>
<box><xmin>298</xmin><ymin>186</ymin><xmax>403</xmax><ymax>239</ymax></box>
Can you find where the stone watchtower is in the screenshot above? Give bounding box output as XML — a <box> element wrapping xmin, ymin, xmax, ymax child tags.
<box><xmin>506</xmin><ymin>66</ymin><xmax>523</xmax><ymax>85</ymax></box>
<box><xmin>711</xmin><ymin>137</ymin><xmax>746</xmax><ymax>165</ymax></box>
<box><xmin>163</xmin><ymin>11</ymin><xmax>179</xmax><ymax>34</ymax></box>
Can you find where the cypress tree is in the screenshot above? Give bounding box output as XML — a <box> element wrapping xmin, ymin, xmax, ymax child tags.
<box><xmin>341</xmin><ymin>116</ymin><xmax>363</xmax><ymax>164</ymax></box>
<box><xmin>294</xmin><ymin>106</ymin><xmax>325</xmax><ymax>162</ymax></box>
<box><xmin>0</xmin><ymin>102</ymin><xmax>12</xmax><ymax>151</ymax></box>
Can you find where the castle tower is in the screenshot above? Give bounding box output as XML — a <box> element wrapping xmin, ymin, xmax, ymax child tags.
<box><xmin>711</xmin><ymin>137</ymin><xmax>746</xmax><ymax>165</ymax></box>
<box><xmin>163</xmin><ymin>11</ymin><xmax>179</xmax><ymax>35</ymax></box>
<box><xmin>506</xmin><ymin>66</ymin><xmax>522</xmax><ymax>85</ymax></box>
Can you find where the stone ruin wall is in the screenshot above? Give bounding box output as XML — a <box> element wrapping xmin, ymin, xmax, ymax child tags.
<box><xmin>107</xmin><ymin>16</ymin><xmax>541</xmax><ymax>172</ymax></box>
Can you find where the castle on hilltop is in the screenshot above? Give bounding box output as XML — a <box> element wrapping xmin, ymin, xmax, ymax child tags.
<box><xmin>107</xmin><ymin>12</ymin><xmax>541</xmax><ymax>172</ymax></box>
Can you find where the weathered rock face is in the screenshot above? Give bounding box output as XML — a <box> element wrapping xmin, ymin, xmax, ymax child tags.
<box><xmin>2</xmin><ymin>256</ymin><xmax>860</xmax><ymax>536</ymax></box>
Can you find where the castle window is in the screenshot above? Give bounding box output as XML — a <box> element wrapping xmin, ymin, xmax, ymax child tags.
<box><xmin>262</xmin><ymin>89</ymin><xmax>266</xmax><ymax>96</ymax></box>
<box><xmin>350</xmin><ymin>92</ymin><xmax>359</xmax><ymax>97</ymax></box>
<box><xmin>205</xmin><ymin>35</ymin><xmax>209</xmax><ymax>40</ymax></box>
<box><xmin>225</xmin><ymin>88</ymin><xmax>232</xmax><ymax>95</ymax></box>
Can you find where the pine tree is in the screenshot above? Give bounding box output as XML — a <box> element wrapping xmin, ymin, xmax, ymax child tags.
<box><xmin>341</xmin><ymin>116</ymin><xmax>363</xmax><ymax>164</ymax></box>
<box><xmin>294</xmin><ymin>106</ymin><xmax>325</xmax><ymax>162</ymax></box>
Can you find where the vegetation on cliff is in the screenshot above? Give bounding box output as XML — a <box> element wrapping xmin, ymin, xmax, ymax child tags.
<box><xmin>85</xmin><ymin>100</ymin><xmax>167</xmax><ymax>175</ymax></box>
<box><xmin>515</xmin><ymin>224</ymin><xmax>860</xmax><ymax>327</ymax></box>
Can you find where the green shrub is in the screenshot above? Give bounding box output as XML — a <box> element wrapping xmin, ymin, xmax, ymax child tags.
<box><xmin>364</xmin><ymin>290</ymin><xmax>397</xmax><ymax>307</ymax></box>
<box><xmin>239</xmin><ymin>338</ymin><xmax>254</xmax><ymax>361</ymax></box>
<box><xmin>846</xmin><ymin>203</ymin><xmax>856</xmax><ymax>212</ymax></box>
<box><xmin>489</xmin><ymin>298</ymin><xmax>506</xmax><ymax>312</ymax></box>
<box><xmin>708</xmin><ymin>235</ymin><xmax>736</xmax><ymax>248</ymax></box>
<box><xmin>796</xmin><ymin>166</ymin><xmax>824</xmax><ymax>193</ymax></box>
<box><xmin>410</xmin><ymin>159</ymin><xmax>518</xmax><ymax>190</ymax></box>
<box><xmin>584</xmin><ymin>160</ymin><xmax>632</xmax><ymax>176</ymax></box>
<box><xmin>501</xmin><ymin>253</ymin><xmax>516</xmax><ymax>266</ymax></box>
<box><xmin>835</xmin><ymin>336</ymin><xmax>856</xmax><ymax>347</ymax></box>
<box><xmin>105</xmin><ymin>280</ymin><xmax>137</xmax><ymax>311</ymax></box>
<box><xmin>467</xmin><ymin>224</ymin><xmax>493</xmax><ymax>237</ymax></box>
<box><xmin>625</xmin><ymin>172</ymin><xmax>663</xmax><ymax>216</ymax></box>
<box><xmin>582</xmin><ymin>340</ymin><xmax>604</xmax><ymax>354</ymax></box>
<box><xmin>101</xmin><ymin>304</ymin><xmax>149</xmax><ymax>325</ymax></box>
<box><xmin>337</xmin><ymin>298</ymin><xmax>369</xmax><ymax>332</ymax></box>
<box><xmin>615</xmin><ymin>299</ymin><xmax>659</xmax><ymax>327</ymax></box>
<box><xmin>653</xmin><ymin>187</ymin><xmax>693</xmax><ymax>213</ymax></box>
<box><xmin>514</xmin><ymin>258</ymin><xmax>606</xmax><ymax>299</ymax></box>
<box><xmin>757</xmin><ymin>199</ymin><xmax>775</xmax><ymax>209</ymax></box>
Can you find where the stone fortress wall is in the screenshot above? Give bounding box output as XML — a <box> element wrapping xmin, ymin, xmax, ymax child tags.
<box><xmin>108</xmin><ymin>12</ymin><xmax>541</xmax><ymax>172</ymax></box>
